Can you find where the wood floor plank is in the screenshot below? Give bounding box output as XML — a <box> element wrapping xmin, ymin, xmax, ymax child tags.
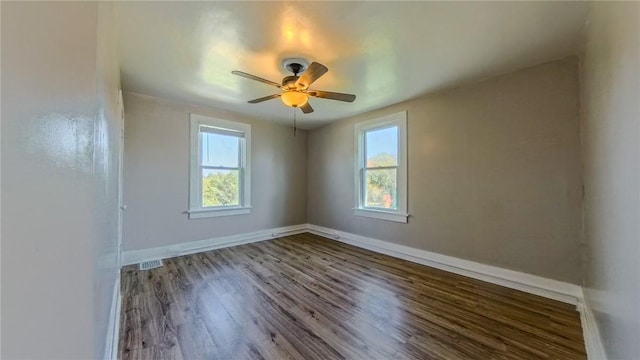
<box><xmin>119</xmin><ymin>233</ymin><xmax>586</xmax><ymax>360</ymax></box>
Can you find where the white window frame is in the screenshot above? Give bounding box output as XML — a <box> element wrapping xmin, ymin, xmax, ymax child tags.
<box><xmin>188</xmin><ymin>114</ymin><xmax>251</xmax><ymax>219</ymax></box>
<box><xmin>354</xmin><ymin>111</ymin><xmax>408</xmax><ymax>223</ymax></box>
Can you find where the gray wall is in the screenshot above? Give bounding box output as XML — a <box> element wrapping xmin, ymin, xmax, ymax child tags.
<box><xmin>122</xmin><ymin>93</ymin><xmax>308</xmax><ymax>251</ymax></box>
<box><xmin>308</xmin><ymin>58</ymin><xmax>582</xmax><ymax>283</ymax></box>
<box><xmin>1</xmin><ymin>2</ymin><xmax>122</xmax><ymax>359</ymax></box>
<box><xmin>580</xmin><ymin>2</ymin><xmax>640</xmax><ymax>359</ymax></box>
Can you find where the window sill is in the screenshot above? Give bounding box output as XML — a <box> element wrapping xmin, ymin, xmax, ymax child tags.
<box><xmin>188</xmin><ymin>206</ymin><xmax>252</xmax><ymax>219</ymax></box>
<box><xmin>353</xmin><ymin>208</ymin><xmax>409</xmax><ymax>223</ymax></box>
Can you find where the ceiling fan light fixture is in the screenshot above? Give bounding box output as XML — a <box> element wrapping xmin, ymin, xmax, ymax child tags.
<box><xmin>281</xmin><ymin>90</ymin><xmax>308</xmax><ymax>108</ymax></box>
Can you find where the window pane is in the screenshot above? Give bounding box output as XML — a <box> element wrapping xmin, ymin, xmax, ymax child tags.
<box><xmin>202</xmin><ymin>169</ymin><xmax>240</xmax><ymax>207</ymax></box>
<box><xmin>365</xmin><ymin>126</ymin><xmax>398</xmax><ymax>167</ymax></box>
<box><xmin>201</xmin><ymin>131</ymin><xmax>239</xmax><ymax>167</ymax></box>
<box><xmin>365</xmin><ymin>168</ymin><xmax>397</xmax><ymax>209</ymax></box>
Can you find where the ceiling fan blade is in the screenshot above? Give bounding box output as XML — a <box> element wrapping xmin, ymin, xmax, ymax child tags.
<box><xmin>295</xmin><ymin>62</ymin><xmax>328</xmax><ymax>89</ymax></box>
<box><xmin>248</xmin><ymin>94</ymin><xmax>281</xmax><ymax>104</ymax></box>
<box><xmin>308</xmin><ymin>90</ymin><xmax>356</xmax><ymax>102</ymax></box>
<box><xmin>300</xmin><ymin>102</ymin><xmax>314</xmax><ymax>114</ymax></box>
<box><xmin>232</xmin><ymin>70</ymin><xmax>281</xmax><ymax>88</ymax></box>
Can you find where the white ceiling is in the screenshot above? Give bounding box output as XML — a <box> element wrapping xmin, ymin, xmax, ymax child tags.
<box><xmin>116</xmin><ymin>1</ymin><xmax>589</xmax><ymax>129</ymax></box>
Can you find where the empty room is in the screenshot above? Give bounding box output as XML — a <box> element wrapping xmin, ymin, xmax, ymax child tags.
<box><xmin>1</xmin><ymin>1</ymin><xmax>638</xmax><ymax>359</ymax></box>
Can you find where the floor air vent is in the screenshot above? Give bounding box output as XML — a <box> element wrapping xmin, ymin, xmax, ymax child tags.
<box><xmin>139</xmin><ymin>259</ymin><xmax>163</xmax><ymax>271</ymax></box>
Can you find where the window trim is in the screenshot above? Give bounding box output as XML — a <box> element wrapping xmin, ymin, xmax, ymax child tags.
<box><xmin>354</xmin><ymin>111</ymin><xmax>408</xmax><ymax>223</ymax></box>
<box><xmin>188</xmin><ymin>114</ymin><xmax>251</xmax><ymax>219</ymax></box>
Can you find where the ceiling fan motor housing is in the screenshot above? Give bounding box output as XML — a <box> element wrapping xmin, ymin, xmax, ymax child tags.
<box><xmin>282</xmin><ymin>75</ymin><xmax>299</xmax><ymax>89</ymax></box>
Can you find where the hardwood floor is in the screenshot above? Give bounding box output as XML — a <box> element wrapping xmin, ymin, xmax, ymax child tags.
<box><xmin>118</xmin><ymin>233</ymin><xmax>586</xmax><ymax>360</ymax></box>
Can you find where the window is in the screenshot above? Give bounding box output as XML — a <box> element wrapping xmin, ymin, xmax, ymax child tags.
<box><xmin>189</xmin><ymin>114</ymin><xmax>251</xmax><ymax>219</ymax></box>
<box><xmin>354</xmin><ymin>111</ymin><xmax>408</xmax><ymax>223</ymax></box>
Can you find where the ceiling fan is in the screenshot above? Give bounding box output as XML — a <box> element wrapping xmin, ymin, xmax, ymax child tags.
<box><xmin>231</xmin><ymin>59</ymin><xmax>356</xmax><ymax>114</ymax></box>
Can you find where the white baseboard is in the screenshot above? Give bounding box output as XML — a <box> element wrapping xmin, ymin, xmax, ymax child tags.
<box><xmin>307</xmin><ymin>224</ymin><xmax>582</xmax><ymax>305</ymax></box>
<box><xmin>122</xmin><ymin>224</ymin><xmax>308</xmax><ymax>266</ymax></box>
<box><xmin>577</xmin><ymin>289</ymin><xmax>608</xmax><ymax>360</ymax></box>
<box><xmin>104</xmin><ymin>272</ymin><xmax>121</xmax><ymax>360</ymax></box>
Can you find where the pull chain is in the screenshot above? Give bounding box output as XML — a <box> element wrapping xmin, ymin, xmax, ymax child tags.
<box><xmin>293</xmin><ymin>107</ymin><xmax>297</xmax><ymax>136</ymax></box>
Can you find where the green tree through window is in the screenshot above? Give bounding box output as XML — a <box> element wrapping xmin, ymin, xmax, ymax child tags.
<box><xmin>366</xmin><ymin>153</ymin><xmax>397</xmax><ymax>209</ymax></box>
<box><xmin>202</xmin><ymin>170</ymin><xmax>239</xmax><ymax>207</ymax></box>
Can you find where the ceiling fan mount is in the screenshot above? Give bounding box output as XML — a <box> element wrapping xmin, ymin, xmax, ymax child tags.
<box><xmin>282</xmin><ymin>58</ymin><xmax>309</xmax><ymax>76</ymax></box>
<box><xmin>232</xmin><ymin>58</ymin><xmax>356</xmax><ymax>114</ymax></box>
